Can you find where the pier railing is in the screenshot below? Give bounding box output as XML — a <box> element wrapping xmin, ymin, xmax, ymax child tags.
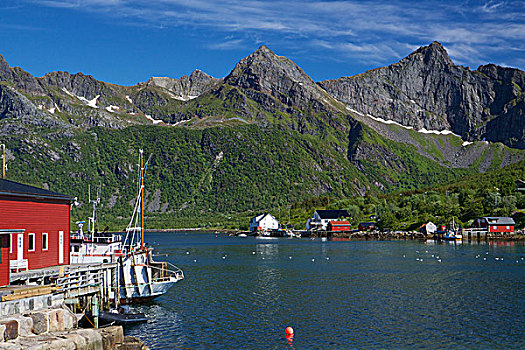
<box><xmin>56</xmin><ymin>263</ymin><xmax>117</xmax><ymax>301</ymax></box>
<box><xmin>149</xmin><ymin>261</ymin><xmax>184</xmax><ymax>282</ymax></box>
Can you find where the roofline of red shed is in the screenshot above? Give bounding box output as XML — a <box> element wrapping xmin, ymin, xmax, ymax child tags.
<box><xmin>0</xmin><ymin>191</ymin><xmax>74</xmax><ymax>202</ymax></box>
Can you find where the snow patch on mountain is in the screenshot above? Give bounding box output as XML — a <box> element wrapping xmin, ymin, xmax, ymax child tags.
<box><xmin>145</xmin><ymin>114</ymin><xmax>163</xmax><ymax>125</ymax></box>
<box><xmin>105</xmin><ymin>105</ymin><xmax>120</xmax><ymax>113</ymax></box>
<box><xmin>62</xmin><ymin>88</ymin><xmax>99</xmax><ymax>108</ymax></box>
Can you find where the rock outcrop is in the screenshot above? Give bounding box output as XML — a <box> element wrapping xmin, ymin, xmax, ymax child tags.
<box><xmin>174</xmin><ymin>45</ymin><xmax>351</xmax><ymax>135</ymax></box>
<box><xmin>319</xmin><ymin>41</ymin><xmax>525</xmax><ymax>148</ymax></box>
<box><xmin>147</xmin><ymin>69</ymin><xmax>219</xmax><ymax>101</ymax></box>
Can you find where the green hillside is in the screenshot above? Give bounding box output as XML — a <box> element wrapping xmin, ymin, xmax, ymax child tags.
<box><xmin>5</xmin><ymin>121</ymin><xmax>513</xmax><ymax>231</ymax></box>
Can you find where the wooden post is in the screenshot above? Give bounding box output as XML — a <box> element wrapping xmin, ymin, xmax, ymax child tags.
<box><xmin>92</xmin><ymin>293</ymin><xmax>99</xmax><ymax>328</ymax></box>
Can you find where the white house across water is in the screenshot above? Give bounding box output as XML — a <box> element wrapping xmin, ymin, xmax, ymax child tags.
<box><xmin>249</xmin><ymin>213</ymin><xmax>279</xmax><ymax>232</ymax></box>
<box><xmin>306</xmin><ymin>210</ymin><xmax>350</xmax><ymax>231</ymax></box>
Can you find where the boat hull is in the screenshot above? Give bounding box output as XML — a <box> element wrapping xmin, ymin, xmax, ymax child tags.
<box><xmin>117</xmin><ymin>250</ymin><xmax>183</xmax><ymax>304</ymax></box>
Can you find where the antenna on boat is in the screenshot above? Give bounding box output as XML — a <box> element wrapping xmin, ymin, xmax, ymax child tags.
<box><xmin>88</xmin><ymin>184</ymin><xmax>101</xmax><ymax>235</ymax></box>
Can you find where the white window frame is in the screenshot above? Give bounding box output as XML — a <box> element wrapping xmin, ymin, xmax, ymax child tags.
<box><xmin>10</xmin><ymin>234</ymin><xmax>12</xmax><ymax>254</ymax></box>
<box><xmin>28</xmin><ymin>233</ymin><xmax>35</xmax><ymax>252</ymax></box>
<box><xmin>42</xmin><ymin>233</ymin><xmax>48</xmax><ymax>251</ymax></box>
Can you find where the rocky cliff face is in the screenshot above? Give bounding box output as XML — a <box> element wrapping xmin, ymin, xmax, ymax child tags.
<box><xmin>146</xmin><ymin>70</ymin><xmax>219</xmax><ymax>101</ymax></box>
<box><xmin>0</xmin><ymin>55</ymin><xmax>222</xmax><ymax>130</ymax></box>
<box><xmin>225</xmin><ymin>45</ymin><xmax>328</xmax><ymax>105</ymax></box>
<box><xmin>171</xmin><ymin>45</ymin><xmax>350</xmax><ymax>136</ymax></box>
<box><xmin>319</xmin><ymin>42</ymin><xmax>525</xmax><ymax>148</ymax></box>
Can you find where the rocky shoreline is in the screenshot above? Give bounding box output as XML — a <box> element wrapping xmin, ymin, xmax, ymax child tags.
<box><xmin>329</xmin><ymin>231</ymin><xmax>525</xmax><ymax>241</ymax></box>
<box><xmin>0</xmin><ymin>306</ymin><xmax>149</xmax><ymax>350</ymax></box>
<box><xmin>119</xmin><ymin>228</ymin><xmax>525</xmax><ymax>242</ymax></box>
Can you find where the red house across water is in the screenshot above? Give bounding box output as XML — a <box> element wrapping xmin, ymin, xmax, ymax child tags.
<box><xmin>0</xmin><ymin>179</ymin><xmax>74</xmax><ymax>286</ymax></box>
<box><xmin>328</xmin><ymin>220</ymin><xmax>352</xmax><ymax>232</ymax></box>
<box><xmin>472</xmin><ymin>217</ymin><xmax>515</xmax><ymax>234</ymax></box>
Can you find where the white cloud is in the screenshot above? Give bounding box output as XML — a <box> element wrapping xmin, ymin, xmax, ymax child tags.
<box><xmin>480</xmin><ymin>1</ymin><xmax>505</xmax><ymax>13</ymax></box>
<box><xmin>25</xmin><ymin>0</ymin><xmax>525</xmax><ymax>71</ymax></box>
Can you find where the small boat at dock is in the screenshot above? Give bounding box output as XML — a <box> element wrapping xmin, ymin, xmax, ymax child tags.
<box><xmin>442</xmin><ymin>217</ymin><xmax>462</xmax><ymax>241</ymax></box>
<box><xmin>81</xmin><ymin>305</ymin><xmax>148</xmax><ymax>327</ymax></box>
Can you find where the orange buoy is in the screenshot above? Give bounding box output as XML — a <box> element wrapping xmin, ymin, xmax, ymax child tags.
<box><xmin>285</xmin><ymin>326</ymin><xmax>294</xmax><ymax>336</ymax></box>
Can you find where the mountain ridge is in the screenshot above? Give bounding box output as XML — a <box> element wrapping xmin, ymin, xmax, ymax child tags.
<box><xmin>319</xmin><ymin>42</ymin><xmax>525</xmax><ymax>148</ymax></box>
<box><xmin>0</xmin><ymin>42</ymin><xmax>524</xmax><ymax>223</ymax></box>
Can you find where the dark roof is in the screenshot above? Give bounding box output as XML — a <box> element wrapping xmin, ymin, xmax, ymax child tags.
<box><xmin>315</xmin><ymin>210</ymin><xmax>349</xmax><ymax>219</ymax></box>
<box><xmin>0</xmin><ymin>179</ymin><xmax>74</xmax><ymax>202</ymax></box>
<box><xmin>482</xmin><ymin>217</ymin><xmax>515</xmax><ymax>225</ymax></box>
<box><xmin>359</xmin><ymin>222</ymin><xmax>376</xmax><ymax>226</ymax></box>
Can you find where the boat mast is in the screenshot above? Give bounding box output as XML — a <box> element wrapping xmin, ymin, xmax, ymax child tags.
<box><xmin>140</xmin><ymin>149</ymin><xmax>145</xmax><ymax>250</ymax></box>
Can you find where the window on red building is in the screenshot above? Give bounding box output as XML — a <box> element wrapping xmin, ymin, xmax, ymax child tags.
<box><xmin>42</xmin><ymin>233</ymin><xmax>48</xmax><ymax>251</ymax></box>
<box><xmin>28</xmin><ymin>233</ymin><xmax>35</xmax><ymax>252</ymax></box>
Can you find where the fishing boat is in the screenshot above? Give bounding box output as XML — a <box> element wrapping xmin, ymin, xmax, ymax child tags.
<box><xmin>118</xmin><ymin>150</ymin><xmax>184</xmax><ymax>304</ymax></box>
<box><xmin>70</xmin><ymin>151</ymin><xmax>183</xmax><ymax>304</ymax></box>
<box><xmin>442</xmin><ymin>217</ymin><xmax>463</xmax><ymax>241</ymax></box>
<box><xmin>443</xmin><ymin>230</ymin><xmax>462</xmax><ymax>241</ymax></box>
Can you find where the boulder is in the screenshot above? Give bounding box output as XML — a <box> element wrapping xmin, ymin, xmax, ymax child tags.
<box><xmin>13</xmin><ymin>315</ymin><xmax>33</xmax><ymax>336</ymax></box>
<box><xmin>100</xmin><ymin>325</ymin><xmax>124</xmax><ymax>350</ymax></box>
<box><xmin>61</xmin><ymin>306</ymin><xmax>77</xmax><ymax>330</ymax></box>
<box><xmin>64</xmin><ymin>332</ymin><xmax>88</xmax><ymax>349</ymax></box>
<box><xmin>117</xmin><ymin>336</ymin><xmax>150</xmax><ymax>350</ymax></box>
<box><xmin>0</xmin><ymin>341</ymin><xmax>23</xmax><ymax>350</ymax></box>
<box><xmin>18</xmin><ymin>335</ymin><xmax>76</xmax><ymax>350</ymax></box>
<box><xmin>48</xmin><ymin>309</ymin><xmax>64</xmax><ymax>332</ymax></box>
<box><xmin>26</xmin><ymin>311</ymin><xmax>48</xmax><ymax>335</ymax></box>
<box><xmin>76</xmin><ymin>328</ymin><xmax>104</xmax><ymax>350</ymax></box>
<box><xmin>1</xmin><ymin>319</ymin><xmax>18</xmax><ymax>340</ymax></box>
<box><xmin>25</xmin><ymin>307</ymin><xmax>77</xmax><ymax>335</ymax></box>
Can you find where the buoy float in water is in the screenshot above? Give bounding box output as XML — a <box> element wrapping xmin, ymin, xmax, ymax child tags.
<box><xmin>285</xmin><ymin>327</ymin><xmax>294</xmax><ymax>336</ymax></box>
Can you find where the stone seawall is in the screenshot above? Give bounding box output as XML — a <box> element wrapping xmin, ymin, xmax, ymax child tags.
<box><xmin>0</xmin><ymin>306</ymin><xmax>148</xmax><ymax>349</ymax></box>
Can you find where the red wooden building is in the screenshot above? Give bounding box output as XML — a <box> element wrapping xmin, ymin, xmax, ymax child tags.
<box><xmin>473</xmin><ymin>217</ymin><xmax>515</xmax><ymax>234</ymax></box>
<box><xmin>0</xmin><ymin>179</ymin><xmax>74</xmax><ymax>286</ymax></box>
<box><xmin>328</xmin><ymin>221</ymin><xmax>352</xmax><ymax>232</ymax></box>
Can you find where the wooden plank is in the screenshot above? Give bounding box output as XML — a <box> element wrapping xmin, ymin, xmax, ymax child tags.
<box><xmin>1</xmin><ymin>286</ymin><xmax>60</xmax><ymax>301</ymax></box>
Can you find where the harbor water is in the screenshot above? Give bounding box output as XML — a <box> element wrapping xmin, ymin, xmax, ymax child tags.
<box><xmin>126</xmin><ymin>232</ymin><xmax>525</xmax><ymax>349</ymax></box>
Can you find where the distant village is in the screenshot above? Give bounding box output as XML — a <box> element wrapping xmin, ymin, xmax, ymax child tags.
<box><xmin>248</xmin><ymin>209</ymin><xmax>518</xmax><ymax>240</ymax></box>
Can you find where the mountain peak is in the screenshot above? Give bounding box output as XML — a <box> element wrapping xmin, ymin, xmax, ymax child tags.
<box><xmin>225</xmin><ymin>45</ymin><xmax>314</xmax><ymax>90</ymax></box>
<box><xmin>411</xmin><ymin>41</ymin><xmax>454</xmax><ymax>66</ymax></box>
<box><xmin>254</xmin><ymin>44</ymin><xmax>273</xmax><ymax>54</ymax></box>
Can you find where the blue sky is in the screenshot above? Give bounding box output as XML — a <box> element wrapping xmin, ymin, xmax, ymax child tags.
<box><xmin>1</xmin><ymin>0</ymin><xmax>523</xmax><ymax>86</ymax></box>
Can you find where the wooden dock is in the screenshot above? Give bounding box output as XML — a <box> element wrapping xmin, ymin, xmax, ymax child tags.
<box><xmin>8</xmin><ymin>262</ymin><xmax>119</xmax><ymax>314</ymax></box>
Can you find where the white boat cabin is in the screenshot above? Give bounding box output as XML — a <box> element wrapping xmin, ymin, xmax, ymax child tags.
<box><xmin>70</xmin><ymin>221</ymin><xmax>123</xmax><ymax>264</ymax></box>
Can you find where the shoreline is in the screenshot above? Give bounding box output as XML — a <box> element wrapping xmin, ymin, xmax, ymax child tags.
<box><xmin>141</xmin><ymin>228</ymin><xmax>525</xmax><ymax>241</ymax></box>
